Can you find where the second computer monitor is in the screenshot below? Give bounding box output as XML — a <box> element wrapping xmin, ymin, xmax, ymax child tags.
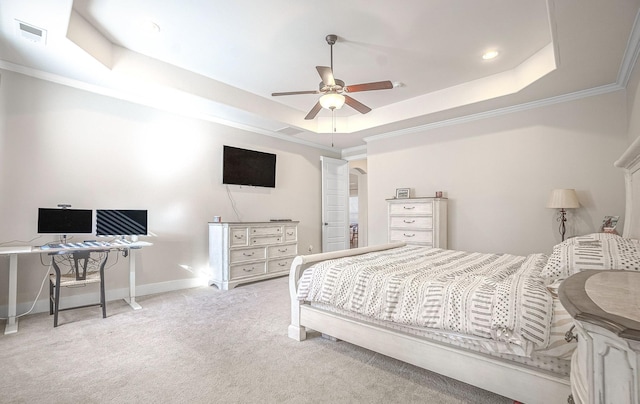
<box><xmin>96</xmin><ymin>209</ymin><xmax>148</xmax><ymax>236</ymax></box>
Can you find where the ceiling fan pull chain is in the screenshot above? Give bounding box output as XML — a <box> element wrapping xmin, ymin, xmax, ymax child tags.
<box><xmin>332</xmin><ymin>109</ymin><xmax>336</xmax><ymax>147</ymax></box>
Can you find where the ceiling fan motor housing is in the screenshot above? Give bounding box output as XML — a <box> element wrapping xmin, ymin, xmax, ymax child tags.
<box><xmin>319</xmin><ymin>78</ymin><xmax>345</xmax><ymax>93</ymax></box>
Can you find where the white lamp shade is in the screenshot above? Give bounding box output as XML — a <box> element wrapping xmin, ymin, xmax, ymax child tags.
<box><xmin>546</xmin><ymin>189</ymin><xmax>580</xmax><ymax>209</ymax></box>
<box><xmin>319</xmin><ymin>92</ymin><xmax>345</xmax><ymax>110</ymax></box>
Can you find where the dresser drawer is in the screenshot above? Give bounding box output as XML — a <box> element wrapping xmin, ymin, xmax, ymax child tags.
<box><xmin>267</xmin><ymin>257</ymin><xmax>294</xmax><ymax>273</ymax></box>
<box><xmin>389</xmin><ymin>229</ymin><xmax>433</xmax><ymax>244</ymax></box>
<box><xmin>230</xmin><ymin>247</ymin><xmax>266</xmax><ymax>263</ymax></box>
<box><xmin>389</xmin><ymin>202</ymin><xmax>433</xmax><ymax>215</ymax></box>
<box><xmin>229</xmin><ymin>261</ymin><xmax>266</xmax><ymax>280</ymax></box>
<box><xmin>389</xmin><ymin>216</ymin><xmax>433</xmax><ymax>229</ymax></box>
<box><xmin>284</xmin><ymin>226</ymin><xmax>297</xmax><ymax>242</ymax></box>
<box><xmin>250</xmin><ymin>226</ymin><xmax>282</xmax><ymax>236</ymax></box>
<box><xmin>268</xmin><ymin>243</ymin><xmax>297</xmax><ymax>259</ymax></box>
<box><xmin>250</xmin><ymin>235</ymin><xmax>283</xmax><ymax>246</ymax></box>
<box><xmin>229</xmin><ymin>227</ymin><xmax>248</xmax><ymax>247</ymax></box>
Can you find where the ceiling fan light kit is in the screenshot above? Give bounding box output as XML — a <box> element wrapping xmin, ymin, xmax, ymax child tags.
<box><xmin>272</xmin><ymin>34</ymin><xmax>394</xmax><ymax>120</ymax></box>
<box><xmin>319</xmin><ymin>92</ymin><xmax>345</xmax><ymax>110</ymax></box>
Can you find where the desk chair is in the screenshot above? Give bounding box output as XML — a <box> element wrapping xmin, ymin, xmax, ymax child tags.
<box><xmin>49</xmin><ymin>250</ymin><xmax>110</xmax><ymax>327</ymax></box>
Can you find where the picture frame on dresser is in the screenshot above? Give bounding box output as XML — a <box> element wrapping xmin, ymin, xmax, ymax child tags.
<box><xmin>395</xmin><ymin>188</ymin><xmax>410</xmax><ymax>199</ymax></box>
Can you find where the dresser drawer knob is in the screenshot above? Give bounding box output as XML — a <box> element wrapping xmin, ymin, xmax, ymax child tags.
<box><xmin>235</xmin><ymin>234</ymin><xmax>244</xmax><ymax>239</ymax></box>
<box><xmin>403</xmin><ymin>219</ymin><xmax>415</xmax><ymax>223</ymax></box>
<box><xmin>403</xmin><ymin>206</ymin><xmax>415</xmax><ymax>210</ymax></box>
<box><xmin>243</xmin><ymin>252</ymin><xmax>255</xmax><ymax>257</ymax></box>
<box><xmin>278</xmin><ymin>261</ymin><xmax>289</xmax><ymax>267</ymax></box>
<box><xmin>243</xmin><ymin>267</ymin><xmax>255</xmax><ymax>272</ymax></box>
<box><xmin>403</xmin><ymin>233</ymin><xmax>416</xmax><ymax>237</ymax></box>
<box><xmin>278</xmin><ymin>248</ymin><xmax>288</xmax><ymax>253</ymax></box>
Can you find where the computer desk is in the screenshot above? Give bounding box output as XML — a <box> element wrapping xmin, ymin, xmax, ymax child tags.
<box><xmin>0</xmin><ymin>241</ymin><xmax>152</xmax><ymax>335</ymax></box>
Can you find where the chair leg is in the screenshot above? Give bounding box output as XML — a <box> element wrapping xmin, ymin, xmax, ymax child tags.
<box><xmin>49</xmin><ymin>278</ymin><xmax>53</xmax><ymax>315</ymax></box>
<box><xmin>99</xmin><ymin>252</ymin><xmax>109</xmax><ymax>319</ymax></box>
<box><xmin>53</xmin><ymin>279</ymin><xmax>60</xmax><ymax>327</ymax></box>
<box><xmin>99</xmin><ymin>276</ymin><xmax>106</xmax><ymax>319</ymax></box>
<box><xmin>51</xmin><ymin>260</ymin><xmax>62</xmax><ymax>327</ymax></box>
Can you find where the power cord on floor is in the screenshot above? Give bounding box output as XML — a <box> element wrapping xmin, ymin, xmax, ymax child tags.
<box><xmin>0</xmin><ymin>258</ymin><xmax>52</xmax><ymax>320</ymax></box>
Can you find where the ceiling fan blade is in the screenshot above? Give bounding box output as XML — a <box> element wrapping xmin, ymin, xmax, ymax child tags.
<box><xmin>316</xmin><ymin>66</ymin><xmax>335</xmax><ymax>86</ymax></box>
<box><xmin>344</xmin><ymin>95</ymin><xmax>371</xmax><ymax>114</ymax></box>
<box><xmin>344</xmin><ymin>81</ymin><xmax>394</xmax><ymax>93</ymax></box>
<box><xmin>272</xmin><ymin>90</ymin><xmax>319</xmax><ymax>96</ymax></box>
<box><xmin>305</xmin><ymin>102</ymin><xmax>323</xmax><ymax>120</ymax></box>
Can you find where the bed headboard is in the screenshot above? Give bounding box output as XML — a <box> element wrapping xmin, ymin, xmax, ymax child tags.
<box><xmin>614</xmin><ymin>136</ymin><xmax>640</xmax><ymax>239</ymax></box>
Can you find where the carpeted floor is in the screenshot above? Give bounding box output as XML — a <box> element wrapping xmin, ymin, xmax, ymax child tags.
<box><xmin>0</xmin><ymin>276</ymin><xmax>510</xmax><ymax>403</ymax></box>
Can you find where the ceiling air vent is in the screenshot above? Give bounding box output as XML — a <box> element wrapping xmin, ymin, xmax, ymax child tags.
<box><xmin>276</xmin><ymin>127</ymin><xmax>304</xmax><ymax>136</ymax></box>
<box><xmin>15</xmin><ymin>20</ymin><xmax>47</xmax><ymax>46</ymax></box>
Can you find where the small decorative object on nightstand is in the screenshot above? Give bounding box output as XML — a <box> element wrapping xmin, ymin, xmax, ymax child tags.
<box><xmin>546</xmin><ymin>188</ymin><xmax>580</xmax><ymax>241</ymax></box>
<box><xmin>601</xmin><ymin>215</ymin><xmax>620</xmax><ymax>234</ymax></box>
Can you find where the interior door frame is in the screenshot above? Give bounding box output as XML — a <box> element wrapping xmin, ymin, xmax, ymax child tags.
<box><xmin>321</xmin><ymin>156</ymin><xmax>350</xmax><ymax>252</ymax></box>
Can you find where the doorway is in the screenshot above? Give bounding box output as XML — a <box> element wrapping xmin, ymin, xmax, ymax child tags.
<box><xmin>349</xmin><ymin>160</ymin><xmax>368</xmax><ymax>249</ymax></box>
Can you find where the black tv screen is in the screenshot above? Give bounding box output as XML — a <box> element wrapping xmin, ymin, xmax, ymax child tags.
<box><xmin>37</xmin><ymin>208</ymin><xmax>93</xmax><ymax>234</ymax></box>
<box><xmin>223</xmin><ymin>146</ymin><xmax>276</xmax><ymax>188</ymax></box>
<box><xmin>96</xmin><ymin>209</ymin><xmax>148</xmax><ymax>236</ymax></box>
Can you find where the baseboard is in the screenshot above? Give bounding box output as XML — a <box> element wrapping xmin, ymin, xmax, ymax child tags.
<box><xmin>0</xmin><ymin>277</ymin><xmax>208</xmax><ymax>318</ymax></box>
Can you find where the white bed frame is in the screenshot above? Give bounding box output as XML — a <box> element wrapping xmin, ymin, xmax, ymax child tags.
<box><xmin>288</xmin><ymin>138</ymin><xmax>640</xmax><ymax>404</ymax></box>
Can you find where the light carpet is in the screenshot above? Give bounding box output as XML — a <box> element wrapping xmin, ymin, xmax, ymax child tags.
<box><xmin>0</xmin><ymin>276</ymin><xmax>510</xmax><ymax>403</ymax></box>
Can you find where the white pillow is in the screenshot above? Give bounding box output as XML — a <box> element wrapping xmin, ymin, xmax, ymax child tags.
<box><xmin>541</xmin><ymin>233</ymin><xmax>640</xmax><ymax>283</ymax></box>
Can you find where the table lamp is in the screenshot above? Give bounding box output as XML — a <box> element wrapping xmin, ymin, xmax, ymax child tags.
<box><xmin>546</xmin><ymin>189</ymin><xmax>580</xmax><ymax>241</ymax></box>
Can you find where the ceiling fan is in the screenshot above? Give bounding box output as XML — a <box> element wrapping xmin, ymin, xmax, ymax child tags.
<box><xmin>271</xmin><ymin>34</ymin><xmax>394</xmax><ymax>120</ymax></box>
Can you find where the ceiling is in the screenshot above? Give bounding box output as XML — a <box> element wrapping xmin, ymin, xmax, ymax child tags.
<box><xmin>1</xmin><ymin>0</ymin><xmax>639</xmax><ymax>152</ymax></box>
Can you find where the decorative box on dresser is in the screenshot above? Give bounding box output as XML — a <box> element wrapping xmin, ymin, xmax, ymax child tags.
<box><xmin>387</xmin><ymin>197</ymin><xmax>447</xmax><ymax>248</ymax></box>
<box><xmin>559</xmin><ymin>270</ymin><xmax>640</xmax><ymax>404</ymax></box>
<box><xmin>209</xmin><ymin>221</ymin><xmax>299</xmax><ymax>290</ymax></box>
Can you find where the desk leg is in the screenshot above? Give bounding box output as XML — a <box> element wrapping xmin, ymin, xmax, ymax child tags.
<box><xmin>5</xmin><ymin>254</ymin><xmax>18</xmax><ymax>334</ymax></box>
<box><xmin>124</xmin><ymin>249</ymin><xmax>142</xmax><ymax>310</ymax></box>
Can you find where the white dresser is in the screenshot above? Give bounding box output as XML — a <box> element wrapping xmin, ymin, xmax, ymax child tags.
<box><xmin>559</xmin><ymin>270</ymin><xmax>640</xmax><ymax>404</ymax></box>
<box><xmin>209</xmin><ymin>221</ymin><xmax>299</xmax><ymax>290</ymax></box>
<box><xmin>387</xmin><ymin>197</ymin><xmax>447</xmax><ymax>248</ymax></box>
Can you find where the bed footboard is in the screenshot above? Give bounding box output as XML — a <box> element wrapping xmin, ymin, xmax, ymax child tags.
<box><xmin>288</xmin><ymin>242</ymin><xmax>405</xmax><ymax>341</ymax></box>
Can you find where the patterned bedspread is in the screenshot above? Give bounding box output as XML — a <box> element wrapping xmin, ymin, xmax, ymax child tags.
<box><xmin>297</xmin><ymin>245</ymin><xmax>553</xmax><ymax>350</ymax></box>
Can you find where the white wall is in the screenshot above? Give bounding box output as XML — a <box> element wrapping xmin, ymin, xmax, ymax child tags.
<box><xmin>367</xmin><ymin>91</ymin><xmax>629</xmax><ymax>256</ymax></box>
<box><xmin>627</xmin><ymin>50</ymin><xmax>640</xmax><ymax>145</ymax></box>
<box><xmin>0</xmin><ymin>70</ymin><xmax>335</xmax><ymax>312</ymax></box>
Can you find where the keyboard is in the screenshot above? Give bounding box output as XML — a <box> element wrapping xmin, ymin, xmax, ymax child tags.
<box><xmin>40</xmin><ymin>242</ymin><xmax>112</xmax><ymax>250</ymax></box>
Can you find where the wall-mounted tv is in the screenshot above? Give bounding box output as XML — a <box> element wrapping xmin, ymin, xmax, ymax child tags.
<box><xmin>96</xmin><ymin>209</ymin><xmax>148</xmax><ymax>236</ymax></box>
<box><xmin>223</xmin><ymin>145</ymin><xmax>276</xmax><ymax>188</ymax></box>
<box><xmin>37</xmin><ymin>208</ymin><xmax>93</xmax><ymax>234</ymax></box>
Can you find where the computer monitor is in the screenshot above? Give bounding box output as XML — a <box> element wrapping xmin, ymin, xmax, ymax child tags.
<box><xmin>37</xmin><ymin>208</ymin><xmax>93</xmax><ymax>234</ymax></box>
<box><xmin>96</xmin><ymin>210</ymin><xmax>148</xmax><ymax>236</ymax></box>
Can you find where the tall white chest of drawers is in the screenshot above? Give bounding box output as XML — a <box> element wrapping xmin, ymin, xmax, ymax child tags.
<box><xmin>387</xmin><ymin>197</ymin><xmax>447</xmax><ymax>248</ymax></box>
<box><xmin>209</xmin><ymin>221</ymin><xmax>299</xmax><ymax>290</ymax></box>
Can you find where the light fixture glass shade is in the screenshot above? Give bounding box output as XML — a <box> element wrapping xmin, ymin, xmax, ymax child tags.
<box><xmin>319</xmin><ymin>92</ymin><xmax>345</xmax><ymax>110</ymax></box>
<box><xmin>546</xmin><ymin>189</ymin><xmax>580</xmax><ymax>209</ymax></box>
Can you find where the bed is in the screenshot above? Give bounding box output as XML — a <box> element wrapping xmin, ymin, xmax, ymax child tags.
<box><xmin>288</xmin><ymin>138</ymin><xmax>640</xmax><ymax>404</ymax></box>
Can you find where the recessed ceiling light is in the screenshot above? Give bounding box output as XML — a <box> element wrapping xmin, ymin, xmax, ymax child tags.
<box><xmin>482</xmin><ymin>50</ymin><xmax>499</xmax><ymax>60</ymax></box>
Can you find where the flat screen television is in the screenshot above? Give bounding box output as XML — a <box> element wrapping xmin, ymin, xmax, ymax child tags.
<box><xmin>222</xmin><ymin>145</ymin><xmax>276</xmax><ymax>188</ymax></box>
<box><xmin>37</xmin><ymin>208</ymin><xmax>93</xmax><ymax>234</ymax></box>
<box><xmin>96</xmin><ymin>209</ymin><xmax>148</xmax><ymax>236</ymax></box>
